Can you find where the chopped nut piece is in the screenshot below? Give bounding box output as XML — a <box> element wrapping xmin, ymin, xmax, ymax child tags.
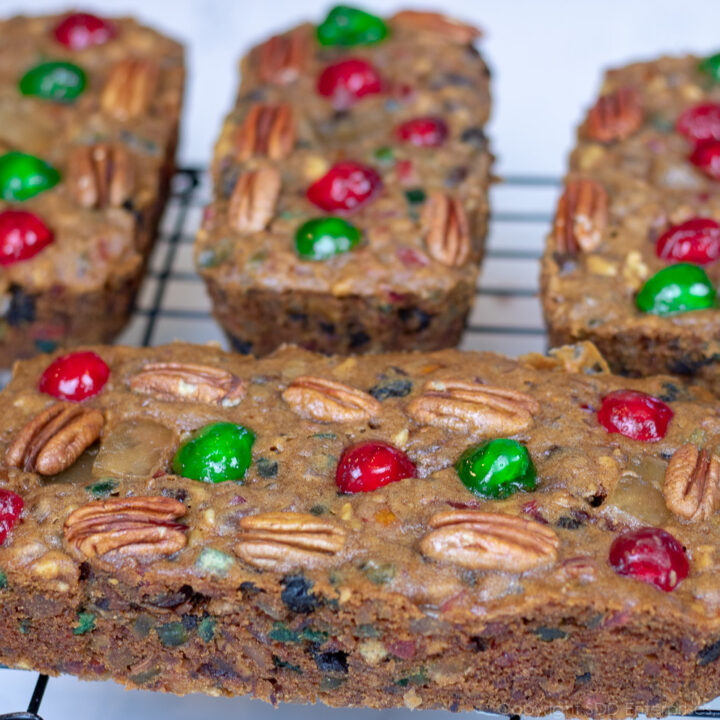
<box><xmin>252</xmin><ymin>28</ymin><xmax>309</xmax><ymax>85</ymax></box>
<box><xmin>236</xmin><ymin>103</ymin><xmax>296</xmax><ymax>161</ymax></box>
<box><xmin>282</xmin><ymin>375</ymin><xmax>381</xmax><ymax>423</ymax></box>
<box><xmin>67</xmin><ymin>144</ymin><xmax>134</xmax><ymax>209</ymax></box>
<box><xmin>421</xmin><ymin>192</ymin><xmax>471</xmax><ymax>266</ymax></box>
<box><xmin>664</xmin><ymin>444</ymin><xmax>720</xmax><ymax>522</ymax></box>
<box><xmin>101</xmin><ymin>58</ymin><xmax>159</xmax><ymax>119</ymax></box>
<box><xmin>553</xmin><ymin>178</ymin><xmax>608</xmax><ymax>254</ymax></box>
<box><xmin>391</xmin><ymin>10</ymin><xmax>481</xmax><ymax>44</ymax></box>
<box><xmin>585</xmin><ymin>86</ymin><xmax>643</xmax><ymax>143</ymax></box>
<box><xmin>228</xmin><ymin>164</ymin><xmax>282</xmax><ymax>234</ymax></box>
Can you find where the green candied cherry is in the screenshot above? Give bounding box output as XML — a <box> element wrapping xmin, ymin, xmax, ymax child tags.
<box><xmin>699</xmin><ymin>52</ymin><xmax>720</xmax><ymax>82</ymax></box>
<box><xmin>636</xmin><ymin>263</ymin><xmax>717</xmax><ymax>316</ymax></box>
<box><xmin>455</xmin><ymin>438</ymin><xmax>536</xmax><ymax>499</ymax></box>
<box><xmin>295</xmin><ymin>217</ymin><xmax>361</xmax><ymax>260</ymax></box>
<box><xmin>19</xmin><ymin>61</ymin><xmax>87</xmax><ymax>102</ymax></box>
<box><xmin>173</xmin><ymin>422</ymin><xmax>255</xmax><ymax>484</ymax></box>
<box><xmin>316</xmin><ymin>5</ymin><xmax>389</xmax><ymax>47</ymax></box>
<box><xmin>0</xmin><ymin>152</ymin><xmax>60</xmax><ymax>201</ymax></box>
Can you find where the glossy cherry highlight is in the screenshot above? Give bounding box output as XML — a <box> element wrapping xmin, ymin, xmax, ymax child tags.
<box><xmin>38</xmin><ymin>351</ymin><xmax>110</xmax><ymax>401</ymax></box>
<box><xmin>656</xmin><ymin>217</ymin><xmax>720</xmax><ymax>264</ymax></box>
<box><xmin>317</xmin><ymin>58</ymin><xmax>382</xmax><ymax>108</ymax></box>
<box><xmin>0</xmin><ymin>489</ymin><xmax>23</xmax><ymax>545</ymax></box>
<box><xmin>53</xmin><ymin>12</ymin><xmax>116</xmax><ymax>49</ymax></box>
<box><xmin>689</xmin><ymin>140</ymin><xmax>720</xmax><ymax>180</ymax></box>
<box><xmin>396</xmin><ymin>116</ymin><xmax>449</xmax><ymax>147</ymax></box>
<box><xmin>609</xmin><ymin>527</ymin><xmax>689</xmax><ymax>592</ymax></box>
<box><xmin>677</xmin><ymin>103</ymin><xmax>720</xmax><ymax>144</ymax></box>
<box><xmin>307</xmin><ymin>161</ymin><xmax>382</xmax><ymax>213</ymax></box>
<box><xmin>336</xmin><ymin>440</ymin><xmax>416</xmax><ymax>493</ymax></box>
<box><xmin>0</xmin><ymin>210</ymin><xmax>53</xmax><ymax>266</ymax></box>
<box><xmin>597</xmin><ymin>389</ymin><xmax>673</xmax><ymax>442</ymax></box>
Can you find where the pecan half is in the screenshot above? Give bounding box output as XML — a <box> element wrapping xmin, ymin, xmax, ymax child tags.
<box><xmin>6</xmin><ymin>403</ymin><xmax>103</xmax><ymax>476</ymax></box>
<box><xmin>67</xmin><ymin>144</ymin><xmax>134</xmax><ymax>209</ymax></box>
<box><xmin>408</xmin><ymin>379</ymin><xmax>540</xmax><ymax>435</ymax></box>
<box><xmin>252</xmin><ymin>28</ymin><xmax>309</xmax><ymax>85</ymax></box>
<box><xmin>663</xmin><ymin>444</ymin><xmax>720</xmax><ymax>522</ymax></box>
<box><xmin>282</xmin><ymin>376</ymin><xmax>381</xmax><ymax>423</ymax></box>
<box><xmin>553</xmin><ymin>178</ymin><xmax>608</xmax><ymax>254</ymax></box>
<box><xmin>585</xmin><ymin>86</ymin><xmax>643</xmax><ymax>143</ymax></box>
<box><xmin>129</xmin><ymin>362</ymin><xmax>246</xmax><ymax>407</ymax></box>
<box><xmin>235</xmin><ymin>511</ymin><xmax>346</xmax><ymax>570</ymax></box>
<box><xmin>236</xmin><ymin>103</ymin><xmax>296</xmax><ymax>161</ymax></box>
<box><xmin>101</xmin><ymin>58</ymin><xmax>159</xmax><ymax>120</ymax></box>
<box><xmin>64</xmin><ymin>496</ymin><xmax>187</xmax><ymax>559</ymax></box>
<box><xmin>420</xmin><ymin>510</ymin><xmax>559</xmax><ymax>572</ymax></box>
<box><xmin>422</xmin><ymin>193</ymin><xmax>471</xmax><ymax>267</ymax></box>
<box><xmin>228</xmin><ymin>164</ymin><xmax>282</xmax><ymax>234</ymax></box>
<box><xmin>391</xmin><ymin>10</ymin><xmax>481</xmax><ymax>44</ymax></box>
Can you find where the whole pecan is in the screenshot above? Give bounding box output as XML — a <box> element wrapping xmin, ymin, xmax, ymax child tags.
<box><xmin>236</xmin><ymin>103</ymin><xmax>296</xmax><ymax>161</ymax></box>
<box><xmin>235</xmin><ymin>511</ymin><xmax>347</xmax><ymax>571</ymax></box>
<box><xmin>228</xmin><ymin>164</ymin><xmax>282</xmax><ymax>234</ymax></box>
<box><xmin>391</xmin><ymin>10</ymin><xmax>481</xmax><ymax>44</ymax></box>
<box><xmin>422</xmin><ymin>193</ymin><xmax>471</xmax><ymax>267</ymax></box>
<box><xmin>282</xmin><ymin>375</ymin><xmax>381</xmax><ymax>423</ymax></box>
<box><xmin>408</xmin><ymin>379</ymin><xmax>540</xmax><ymax>435</ymax></box>
<box><xmin>663</xmin><ymin>444</ymin><xmax>720</xmax><ymax>522</ymax></box>
<box><xmin>6</xmin><ymin>403</ymin><xmax>103</xmax><ymax>476</ymax></box>
<box><xmin>101</xmin><ymin>58</ymin><xmax>159</xmax><ymax>120</ymax></box>
<box><xmin>252</xmin><ymin>28</ymin><xmax>309</xmax><ymax>85</ymax></box>
<box><xmin>585</xmin><ymin>86</ymin><xmax>643</xmax><ymax>143</ymax></box>
<box><xmin>67</xmin><ymin>144</ymin><xmax>134</xmax><ymax>209</ymax></box>
<box><xmin>420</xmin><ymin>510</ymin><xmax>559</xmax><ymax>572</ymax></box>
<box><xmin>64</xmin><ymin>496</ymin><xmax>187</xmax><ymax>559</ymax></box>
<box><xmin>129</xmin><ymin>362</ymin><xmax>246</xmax><ymax>407</ymax></box>
<box><xmin>553</xmin><ymin>178</ymin><xmax>608</xmax><ymax>254</ymax></box>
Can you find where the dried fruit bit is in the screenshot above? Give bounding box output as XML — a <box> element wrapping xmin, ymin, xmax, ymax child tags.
<box><xmin>38</xmin><ymin>351</ymin><xmax>110</xmax><ymax>402</ymax></box>
<box><xmin>663</xmin><ymin>444</ymin><xmax>720</xmax><ymax>522</ymax></box>
<box><xmin>295</xmin><ymin>217</ymin><xmax>361</xmax><ymax>261</ymax></box>
<box><xmin>0</xmin><ymin>490</ymin><xmax>23</xmax><ymax>545</ymax></box>
<box><xmin>317</xmin><ymin>6</ymin><xmax>389</xmax><ymax>46</ymax></box>
<box><xmin>198</xmin><ymin>617</ymin><xmax>216</xmax><ymax>642</ymax></box>
<box><xmin>636</xmin><ymin>263</ymin><xmax>716</xmax><ymax>316</ymax></box>
<box><xmin>359</xmin><ymin>559</ymin><xmax>396</xmax><ymax>585</ymax></box>
<box><xmin>307</xmin><ymin>161</ymin><xmax>382</xmax><ymax>213</ymax></box>
<box><xmin>156</xmin><ymin>621</ymin><xmax>187</xmax><ymax>647</ymax></box>
<box><xmin>336</xmin><ymin>441</ymin><xmax>416</xmax><ymax>493</ymax></box>
<box><xmin>19</xmin><ymin>61</ymin><xmax>87</xmax><ymax>102</ymax></box>
<box><xmin>585</xmin><ymin>86</ymin><xmax>643</xmax><ymax>143</ymax></box>
<box><xmin>53</xmin><ymin>12</ymin><xmax>116</xmax><ymax>49</ymax></box>
<box><xmin>396</xmin><ymin>117</ymin><xmax>449</xmax><ymax>148</ymax></box>
<box><xmin>317</xmin><ymin>58</ymin><xmax>382</xmax><ymax>109</ymax></box>
<box><xmin>676</xmin><ymin>103</ymin><xmax>720</xmax><ymax>143</ymax></box>
<box><xmin>282</xmin><ymin>375</ymin><xmax>381</xmax><ymax>423</ymax></box>
<box><xmin>656</xmin><ymin>217</ymin><xmax>720</xmax><ymax>265</ymax></box>
<box><xmin>608</xmin><ymin>527</ymin><xmax>689</xmax><ymax>592</ymax></box>
<box><xmin>420</xmin><ymin>511</ymin><xmax>559</xmax><ymax>572</ymax></box>
<box><xmin>72</xmin><ymin>612</ymin><xmax>96</xmax><ymax>636</ymax></box>
<box><xmin>281</xmin><ymin>574</ymin><xmax>320</xmax><ymax>614</ymax></box>
<box><xmin>455</xmin><ymin>438</ymin><xmax>536</xmax><ymax>499</ymax></box>
<box><xmin>85</xmin><ymin>478</ymin><xmax>119</xmax><ymax>499</ymax></box>
<box><xmin>196</xmin><ymin>547</ymin><xmax>235</xmax><ymax>577</ymax></box>
<box><xmin>368</xmin><ymin>377</ymin><xmax>412</xmax><ymax>400</ymax></box>
<box><xmin>0</xmin><ymin>152</ymin><xmax>60</xmax><ymax>202</ymax></box>
<box><xmin>598</xmin><ymin>390</ymin><xmax>673</xmax><ymax>443</ymax></box>
<box><xmin>0</xmin><ymin>570</ymin><xmax>7</xmax><ymax>590</ymax></box>
<box><xmin>0</xmin><ymin>210</ymin><xmax>54</xmax><ymax>266</ymax></box>
<box><xmin>699</xmin><ymin>52</ymin><xmax>720</xmax><ymax>83</ymax></box>
<box><xmin>173</xmin><ymin>422</ymin><xmax>255</xmax><ymax>484</ymax></box>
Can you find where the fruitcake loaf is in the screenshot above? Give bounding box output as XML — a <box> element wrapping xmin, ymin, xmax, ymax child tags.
<box><xmin>0</xmin><ymin>12</ymin><xmax>184</xmax><ymax>365</ymax></box>
<box><xmin>196</xmin><ymin>5</ymin><xmax>491</xmax><ymax>356</ymax></box>
<box><xmin>541</xmin><ymin>53</ymin><xmax>720</xmax><ymax>389</ymax></box>
<box><xmin>5</xmin><ymin>341</ymin><xmax>720</xmax><ymax>717</ymax></box>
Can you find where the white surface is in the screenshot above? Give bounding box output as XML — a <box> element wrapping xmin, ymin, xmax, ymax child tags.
<box><xmin>2</xmin><ymin>1</ymin><xmax>720</xmax><ymax>718</ymax></box>
<box><xmin>1</xmin><ymin>0</ymin><xmax>720</xmax><ymax>173</ymax></box>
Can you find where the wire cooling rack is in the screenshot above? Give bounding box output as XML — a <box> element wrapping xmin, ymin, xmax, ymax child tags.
<box><xmin>2</xmin><ymin>168</ymin><xmax>718</xmax><ymax>720</ymax></box>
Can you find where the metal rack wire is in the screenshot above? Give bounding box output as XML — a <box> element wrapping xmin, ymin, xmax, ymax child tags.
<box><xmin>1</xmin><ymin>168</ymin><xmax>718</xmax><ymax>720</ymax></box>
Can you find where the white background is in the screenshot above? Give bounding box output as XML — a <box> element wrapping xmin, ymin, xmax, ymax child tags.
<box><xmin>1</xmin><ymin>2</ymin><xmax>720</xmax><ymax>719</ymax></box>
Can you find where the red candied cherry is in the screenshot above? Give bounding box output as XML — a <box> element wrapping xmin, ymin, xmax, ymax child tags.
<box><xmin>396</xmin><ymin>116</ymin><xmax>449</xmax><ymax>147</ymax></box>
<box><xmin>656</xmin><ymin>217</ymin><xmax>720</xmax><ymax>264</ymax></box>
<box><xmin>53</xmin><ymin>12</ymin><xmax>116</xmax><ymax>49</ymax></box>
<box><xmin>317</xmin><ymin>58</ymin><xmax>382</xmax><ymax>109</ymax></box>
<box><xmin>336</xmin><ymin>440</ymin><xmax>416</xmax><ymax>493</ymax></box>
<box><xmin>38</xmin><ymin>351</ymin><xmax>109</xmax><ymax>401</ymax></box>
<box><xmin>307</xmin><ymin>161</ymin><xmax>382</xmax><ymax>213</ymax></box>
<box><xmin>598</xmin><ymin>390</ymin><xmax>673</xmax><ymax>442</ymax></box>
<box><xmin>609</xmin><ymin>527</ymin><xmax>689</xmax><ymax>592</ymax></box>
<box><xmin>0</xmin><ymin>210</ymin><xmax>53</xmax><ymax>266</ymax></box>
<box><xmin>0</xmin><ymin>489</ymin><xmax>23</xmax><ymax>545</ymax></box>
<box><xmin>689</xmin><ymin>140</ymin><xmax>720</xmax><ymax>180</ymax></box>
<box><xmin>677</xmin><ymin>103</ymin><xmax>720</xmax><ymax>144</ymax></box>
